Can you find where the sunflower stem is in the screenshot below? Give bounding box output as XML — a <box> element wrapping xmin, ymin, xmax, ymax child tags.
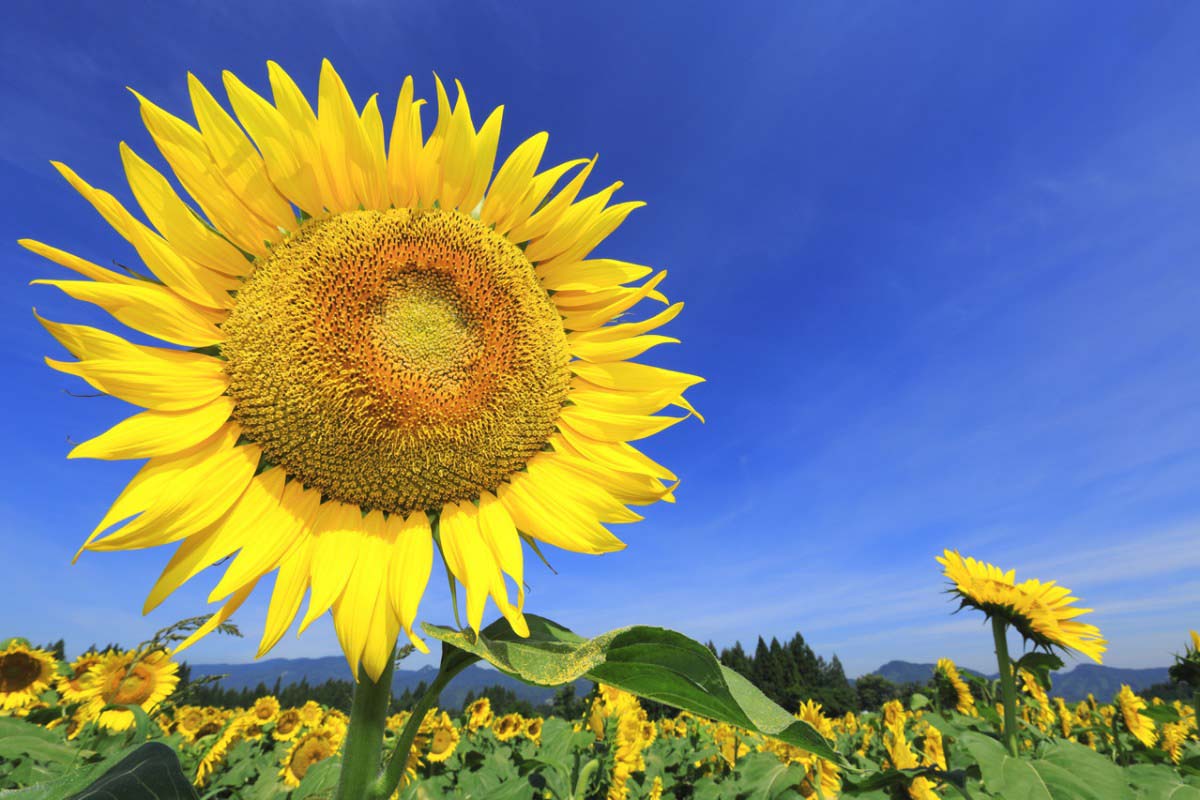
<box><xmin>334</xmin><ymin>648</ymin><xmax>396</xmax><ymax>800</ymax></box>
<box><xmin>991</xmin><ymin>617</ymin><xmax>1019</xmax><ymax>757</ymax></box>
<box><xmin>373</xmin><ymin>658</ymin><xmax>469</xmax><ymax>799</ymax></box>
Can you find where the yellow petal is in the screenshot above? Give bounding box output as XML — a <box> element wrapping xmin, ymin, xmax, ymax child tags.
<box><xmin>439</xmin><ymin>501</ymin><xmax>524</xmax><ymax>635</ymax></box>
<box><xmin>498</xmin><ymin>471</ymin><xmax>625</xmax><ymax>555</ymax></box>
<box><xmin>523</xmin><ymin>181</ymin><xmax>623</xmax><ymax>264</ymax></box>
<box><xmin>89</xmin><ymin>431</ymin><xmax>261</xmax><ymax>551</ymax></box>
<box><xmin>461</xmin><ymin>106</ymin><xmax>503</xmax><ymax>214</ymax></box>
<box><xmin>569</xmin><ymin>334</ymin><xmax>679</xmax><ymax>364</ymax></box>
<box><xmin>509</xmin><ymin>157</ymin><xmax>596</xmax><ymax>243</ymax></box>
<box><xmin>387</xmin><ymin>511</ymin><xmax>432</xmax><ymax>653</ymax></box>
<box><xmin>556</xmin><ymin>271</ymin><xmax>668</xmax><ymax>331</ymax></box>
<box><xmin>438</xmin><ymin>82</ymin><xmax>477</xmax><ymax>211</ymax></box>
<box><xmin>359</xmin><ymin>94</ymin><xmax>389</xmax><ymax>209</ymax></box>
<box><xmin>268</xmin><ymin>61</ymin><xmax>338</xmax><ymax>211</ymax></box>
<box><xmin>19</xmin><ymin>239</ymin><xmax>138</xmax><ymax>285</ymax></box>
<box><xmin>497</xmin><ymin>158</ymin><xmax>590</xmax><ymax>237</ymax></box>
<box><xmin>32</xmin><ymin>279</ymin><xmax>224</xmax><ymax>347</ymax></box>
<box><xmin>187</xmin><ymin>73</ymin><xmax>296</xmax><ymax>232</ymax></box>
<box><xmin>208</xmin><ymin>480</ymin><xmax>320</xmax><ymax>602</ymax></box>
<box><xmin>555</xmin><ymin>424</ymin><xmax>677</xmax><ymax>481</ymax></box>
<box><xmin>476</xmin><ymin>491</ymin><xmax>525</xmax><ymax>609</ymax></box>
<box><xmin>259</xmin><ymin>538</ymin><xmax>314</xmax><ymax>657</ymax></box>
<box><xmin>533</xmin><ymin>201</ymin><xmax>645</xmax><ymax>273</ymax></box>
<box><xmin>52</xmin><ymin>161</ymin><xmax>237</xmax><ymax>309</ymax></box>
<box><xmin>332</xmin><ymin>510</ymin><xmax>390</xmax><ymax>678</ymax></box>
<box><xmin>570</xmin><ymin>359</ymin><xmax>704</xmax><ymax>396</ymax></box>
<box><xmin>222</xmin><ymin>70</ymin><xmax>326</xmax><ymax>217</ymax></box>
<box><xmin>172</xmin><ymin>579</ymin><xmax>259</xmax><ymax>656</ymax></box>
<box><xmin>133</xmin><ymin>90</ymin><xmax>278</xmax><ymax>255</ymax></box>
<box><xmin>479</xmin><ymin>132</ymin><xmax>547</xmax><ymax>229</ymax></box>
<box><xmin>315</xmin><ymin>59</ymin><xmax>368</xmax><ymax>212</ymax></box>
<box><xmin>558</xmin><ymin>403</ymin><xmax>685</xmax><ymax>443</ymax></box>
<box><xmin>69</xmin><ymin>397</ymin><xmax>234</xmax><ymax>461</ymax></box>
<box><xmin>565</xmin><ymin>302</ymin><xmax>683</xmax><ymax>343</ymax></box>
<box><xmin>538</xmin><ymin>258</ymin><xmax>654</xmax><ymax>292</ymax></box>
<box><xmin>527</xmin><ymin>455</ymin><xmax>642</xmax><ymax>523</ymax></box>
<box><xmin>119</xmin><ymin>142</ymin><xmax>252</xmax><ymax>276</ymax></box>
<box><xmin>300</xmin><ymin>501</ymin><xmax>363</xmax><ymax>632</ymax></box>
<box><xmin>386</xmin><ymin>77</ymin><xmax>422</xmax><ymax>208</ymax></box>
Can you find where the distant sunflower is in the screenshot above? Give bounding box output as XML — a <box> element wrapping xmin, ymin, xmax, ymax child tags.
<box><xmin>82</xmin><ymin>649</ymin><xmax>179</xmax><ymax>731</ymax></box>
<box><xmin>29</xmin><ymin>59</ymin><xmax>700</xmax><ymax>683</ymax></box>
<box><xmin>1115</xmin><ymin>685</ymin><xmax>1156</xmax><ymax>748</ymax></box>
<box><xmin>493</xmin><ymin>712</ymin><xmax>523</xmax><ymax>742</ymax></box>
<box><xmin>298</xmin><ymin>700</ymin><xmax>324</xmax><ymax>728</ymax></box>
<box><xmin>934</xmin><ymin>658</ymin><xmax>976</xmax><ymax>716</ymax></box>
<box><xmin>56</xmin><ymin>651</ymin><xmax>101</xmax><ymax>704</ymax></box>
<box><xmin>174</xmin><ymin>705</ymin><xmax>207</xmax><ymax>742</ymax></box>
<box><xmin>465</xmin><ymin>697</ymin><xmax>493</xmax><ymax>731</ymax></box>
<box><xmin>251</xmin><ymin>695</ymin><xmax>281</xmax><ymax>724</ymax></box>
<box><xmin>273</xmin><ymin>708</ymin><xmax>303</xmax><ymax>741</ymax></box>
<box><xmin>938</xmin><ymin>550</ymin><xmax>1107</xmax><ymax>662</ymax></box>
<box><xmin>0</xmin><ymin>642</ymin><xmax>57</xmax><ymax>712</ymax></box>
<box><xmin>280</xmin><ymin>727</ymin><xmax>344</xmax><ymax>788</ymax></box>
<box><xmin>524</xmin><ymin>716</ymin><xmax>543</xmax><ymax>743</ymax></box>
<box><xmin>424</xmin><ymin>712</ymin><xmax>460</xmax><ymax>763</ymax></box>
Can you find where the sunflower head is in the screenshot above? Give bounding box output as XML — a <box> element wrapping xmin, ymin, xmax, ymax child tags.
<box><xmin>32</xmin><ymin>59</ymin><xmax>701</xmax><ymax>683</ymax></box>
<box><xmin>465</xmin><ymin>696</ymin><xmax>493</xmax><ymax>731</ymax></box>
<box><xmin>524</xmin><ymin>716</ymin><xmax>544</xmax><ymax>743</ymax></box>
<box><xmin>1115</xmin><ymin>685</ymin><xmax>1156</xmax><ymax>748</ymax></box>
<box><xmin>273</xmin><ymin>708</ymin><xmax>304</xmax><ymax>741</ymax></box>
<box><xmin>492</xmin><ymin>712</ymin><xmax>524</xmax><ymax>742</ymax></box>
<box><xmin>298</xmin><ymin>700</ymin><xmax>324</xmax><ymax>728</ymax></box>
<box><xmin>252</xmin><ymin>695</ymin><xmax>281</xmax><ymax>724</ymax></box>
<box><xmin>0</xmin><ymin>641</ymin><xmax>57</xmax><ymax>712</ymax></box>
<box><xmin>56</xmin><ymin>651</ymin><xmax>102</xmax><ymax>704</ymax></box>
<box><xmin>937</xmin><ymin>550</ymin><xmax>1107</xmax><ymax>663</ymax></box>
<box><xmin>280</xmin><ymin>727</ymin><xmax>343</xmax><ymax>788</ymax></box>
<box><xmin>424</xmin><ymin>712</ymin><xmax>460</xmax><ymax>763</ymax></box>
<box><xmin>83</xmin><ymin>649</ymin><xmax>180</xmax><ymax>732</ymax></box>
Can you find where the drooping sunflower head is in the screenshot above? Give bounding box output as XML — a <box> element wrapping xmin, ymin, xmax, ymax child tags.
<box><xmin>30</xmin><ymin>60</ymin><xmax>700</xmax><ymax>683</ymax></box>
<box><xmin>1115</xmin><ymin>684</ymin><xmax>1156</xmax><ymax>748</ymax></box>
<box><xmin>0</xmin><ymin>642</ymin><xmax>58</xmax><ymax>712</ymax></box>
<box><xmin>937</xmin><ymin>550</ymin><xmax>1107</xmax><ymax>663</ymax></box>
<box><xmin>82</xmin><ymin>649</ymin><xmax>180</xmax><ymax>732</ymax></box>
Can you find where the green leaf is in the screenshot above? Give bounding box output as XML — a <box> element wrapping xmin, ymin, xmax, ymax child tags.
<box><xmin>1014</xmin><ymin>653</ymin><xmax>1063</xmax><ymax>693</ymax></box>
<box><xmin>734</xmin><ymin>753</ymin><xmax>811</xmax><ymax>799</ymax></box>
<box><xmin>66</xmin><ymin>742</ymin><xmax>198</xmax><ymax>800</ymax></box>
<box><xmin>909</xmin><ymin>693</ymin><xmax>930</xmax><ymax>711</ymax></box>
<box><xmin>424</xmin><ymin>615</ymin><xmax>846</xmax><ymax>766</ymax></box>
<box><xmin>1125</xmin><ymin>764</ymin><xmax>1200</xmax><ymax>800</ymax></box>
<box><xmin>958</xmin><ymin>731</ymin><xmax>1053</xmax><ymax>799</ymax></box>
<box><xmin>290</xmin><ymin>756</ymin><xmax>341</xmax><ymax>800</ymax></box>
<box><xmin>0</xmin><ymin>735</ymin><xmax>79</xmax><ymax>766</ymax></box>
<box><xmin>1139</xmin><ymin>704</ymin><xmax>1183</xmax><ymax>724</ymax></box>
<box><xmin>1034</xmin><ymin>739</ymin><xmax>1132</xmax><ymax>800</ymax></box>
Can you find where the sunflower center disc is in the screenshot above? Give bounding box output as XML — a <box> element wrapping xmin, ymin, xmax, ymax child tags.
<box><xmin>222</xmin><ymin>208</ymin><xmax>571</xmax><ymax>513</ymax></box>
<box><xmin>0</xmin><ymin>653</ymin><xmax>40</xmax><ymax>691</ymax></box>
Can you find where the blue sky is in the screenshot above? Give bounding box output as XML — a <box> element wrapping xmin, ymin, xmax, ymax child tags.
<box><xmin>2</xmin><ymin>2</ymin><xmax>1199</xmax><ymax>679</ymax></box>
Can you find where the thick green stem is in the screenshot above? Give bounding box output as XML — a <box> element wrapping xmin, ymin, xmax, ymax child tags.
<box><xmin>373</xmin><ymin>659</ymin><xmax>470</xmax><ymax>799</ymax></box>
<box><xmin>334</xmin><ymin>650</ymin><xmax>396</xmax><ymax>800</ymax></box>
<box><xmin>992</xmin><ymin>617</ymin><xmax>1019</xmax><ymax>757</ymax></box>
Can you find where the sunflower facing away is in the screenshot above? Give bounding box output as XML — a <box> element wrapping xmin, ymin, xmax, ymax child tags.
<box><xmin>937</xmin><ymin>550</ymin><xmax>1107</xmax><ymax>663</ymax></box>
<box><xmin>27</xmin><ymin>60</ymin><xmax>700</xmax><ymax>682</ymax></box>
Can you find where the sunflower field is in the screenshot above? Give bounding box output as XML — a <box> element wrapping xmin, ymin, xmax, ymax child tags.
<box><xmin>2</xmin><ymin>622</ymin><xmax>1199</xmax><ymax>799</ymax></box>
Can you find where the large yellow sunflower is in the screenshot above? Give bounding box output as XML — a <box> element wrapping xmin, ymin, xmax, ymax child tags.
<box><xmin>56</xmin><ymin>651</ymin><xmax>102</xmax><ymax>704</ymax></box>
<box><xmin>81</xmin><ymin>649</ymin><xmax>180</xmax><ymax>732</ymax></box>
<box><xmin>937</xmin><ymin>550</ymin><xmax>1107</xmax><ymax>663</ymax></box>
<box><xmin>28</xmin><ymin>60</ymin><xmax>699</xmax><ymax>683</ymax></box>
<box><xmin>280</xmin><ymin>726</ymin><xmax>344</xmax><ymax>788</ymax></box>
<box><xmin>0</xmin><ymin>642</ymin><xmax>58</xmax><ymax>712</ymax></box>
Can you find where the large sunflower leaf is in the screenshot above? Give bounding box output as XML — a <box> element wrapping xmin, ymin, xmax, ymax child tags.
<box><xmin>423</xmin><ymin>615</ymin><xmax>846</xmax><ymax>766</ymax></box>
<box><xmin>5</xmin><ymin>741</ymin><xmax>197</xmax><ymax>800</ymax></box>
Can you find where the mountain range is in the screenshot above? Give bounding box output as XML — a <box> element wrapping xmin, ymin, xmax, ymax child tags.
<box><xmin>868</xmin><ymin>660</ymin><xmax>1170</xmax><ymax>703</ymax></box>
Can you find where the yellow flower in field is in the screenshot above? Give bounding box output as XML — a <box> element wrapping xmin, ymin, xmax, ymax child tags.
<box><xmin>1054</xmin><ymin>698</ymin><xmax>1074</xmax><ymax>738</ymax></box>
<box><xmin>1115</xmin><ymin>685</ymin><xmax>1156</xmax><ymax>748</ymax></box>
<box><xmin>174</xmin><ymin>705</ymin><xmax>207</xmax><ymax>742</ymax></box>
<box><xmin>31</xmin><ymin>60</ymin><xmax>700</xmax><ymax>683</ymax></box>
<box><xmin>935</xmin><ymin>658</ymin><xmax>976</xmax><ymax>716</ymax></box>
<box><xmin>493</xmin><ymin>712</ymin><xmax>524</xmax><ymax>742</ymax></box>
<box><xmin>251</xmin><ymin>695</ymin><xmax>281</xmax><ymax>724</ymax></box>
<box><xmin>920</xmin><ymin>722</ymin><xmax>946</xmax><ymax>771</ymax></box>
<box><xmin>280</xmin><ymin>726</ymin><xmax>343</xmax><ymax>788</ymax></box>
<box><xmin>883</xmin><ymin>720</ymin><xmax>939</xmax><ymax>800</ymax></box>
<box><xmin>465</xmin><ymin>696</ymin><xmax>493</xmax><ymax>731</ymax></box>
<box><xmin>648</xmin><ymin>776</ymin><xmax>664</xmax><ymax>800</ymax></box>
<box><xmin>1161</xmin><ymin>722</ymin><xmax>1186</xmax><ymax>764</ymax></box>
<box><xmin>273</xmin><ymin>708</ymin><xmax>304</xmax><ymax>741</ymax></box>
<box><xmin>524</xmin><ymin>716</ymin><xmax>544</xmax><ymax>743</ymax></box>
<box><xmin>298</xmin><ymin>700</ymin><xmax>324</xmax><ymax>728</ymax></box>
<box><xmin>0</xmin><ymin>642</ymin><xmax>57</xmax><ymax>712</ymax></box>
<box><xmin>882</xmin><ymin>699</ymin><xmax>905</xmax><ymax>728</ymax></box>
<box><xmin>56</xmin><ymin>651</ymin><xmax>102</xmax><ymax>704</ymax></box>
<box><xmin>424</xmin><ymin>712</ymin><xmax>460</xmax><ymax>763</ymax></box>
<box><xmin>82</xmin><ymin>649</ymin><xmax>179</xmax><ymax>732</ymax></box>
<box><xmin>196</xmin><ymin>715</ymin><xmax>252</xmax><ymax>787</ymax></box>
<box><xmin>1190</xmin><ymin>630</ymin><xmax>1200</xmax><ymax>654</ymax></box>
<box><xmin>938</xmin><ymin>550</ymin><xmax>1107</xmax><ymax>662</ymax></box>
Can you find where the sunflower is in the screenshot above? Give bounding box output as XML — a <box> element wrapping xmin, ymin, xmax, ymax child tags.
<box><xmin>492</xmin><ymin>712</ymin><xmax>524</xmax><ymax>742</ymax></box>
<box><xmin>251</xmin><ymin>695</ymin><xmax>281</xmax><ymax>724</ymax></box>
<box><xmin>56</xmin><ymin>651</ymin><xmax>102</xmax><ymax>704</ymax></box>
<box><xmin>424</xmin><ymin>712</ymin><xmax>460</xmax><ymax>763</ymax></box>
<box><xmin>82</xmin><ymin>649</ymin><xmax>180</xmax><ymax>732</ymax></box>
<box><xmin>0</xmin><ymin>642</ymin><xmax>57</xmax><ymax>712</ymax></box>
<box><xmin>29</xmin><ymin>60</ymin><xmax>699</xmax><ymax>682</ymax></box>
<box><xmin>273</xmin><ymin>707</ymin><xmax>304</xmax><ymax>741</ymax></box>
<box><xmin>1115</xmin><ymin>685</ymin><xmax>1156</xmax><ymax>748</ymax></box>
<box><xmin>465</xmin><ymin>696</ymin><xmax>493</xmax><ymax>731</ymax></box>
<box><xmin>174</xmin><ymin>705</ymin><xmax>207</xmax><ymax>742</ymax></box>
<box><xmin>280</xmin><ymin>726</ymin><xmax>345</xmax><ymax>788</ymax></box>
<box><xmin>298</xmin><ymin>699</ymin><xmax>324</xmax><ymax>728</ymax></box>
<box><xmin>524</xmin><ymin>715</ymin><xmax>543</xmax><ymax>743</ymax></box>
<box><xmin>938</xmin><ymin>550</ymin><xmax>1107</xmax><ymax>662</ymax></box>
<box><xmin>935</xmin><ymin>657</ymin><xmax>976</xmax><ymax>716</ymax></box>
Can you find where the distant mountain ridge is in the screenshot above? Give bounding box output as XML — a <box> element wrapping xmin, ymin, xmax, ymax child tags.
<box><xmin>866</xmin><ymin>660</ymin><xmax>1169</xmax><ymax>703</ymax></box>
<box><xmin>187</xmin><ymin>657</ymin><xmax>590</xmax><ymax>711</ymax></box>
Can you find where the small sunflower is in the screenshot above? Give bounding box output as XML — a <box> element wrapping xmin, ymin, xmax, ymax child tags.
<box><xmin>56</xmin><ymin>651</ymin><xmax>102</xmax><ymax>704</ymax></box>
<box><xmin>465</xmin><ymin>696</ymin><xmax>493</xmax><ymax>731</ymax></box>
<box><xmin>424</xmin><ymin>711</ymin><xmax>460</xmax><ymax>763</ymax></box>
<box><xmin>938</xmin><ymin>550</ymin><xmax>1107</xmax><ymax>662</ymax></box>
<box><xmin>31</xmin><ymin>60</ymin><xmax>700</xmax><ymax>682</ymax></box>
<box><xmin>1160</xmin><ymin>722</ymin><xmax>1186</xmax><ymax>764</ymax></box>
<box><xmin>524</xmin><ymin>715</ymin><xmax>543</xmax><ymax>743</ymax></box>
<box><xmin>174</xmin><ymin>704</ymin><xmax>207</xmax><ymax>742</ymax></box>
<box><xmin>280</xmin><ymin>726</ymin><xmax>344</xmax><ymax>788</ymax></box>
<box><xmin>251</xmin><ymin>695</ymin><xmax>281</xmax><ymax>724</ymax></box>
<box><xmin>935</xmin><ymin>657</ymin><xmax>976</xmax><ymax>716</ymax></box>
<box><xmin>82</xmin><ymin>649</ymin><xmax>180</xmax><ymax>732</ymax></box>
<box><xmin>298</xmin><ymin>699</ymin><xmax>324</xmax><ymax>728</ymax></box>
<box><xmin>0</xmin><ymin>642</ymin><xmax>57</xmax><ymax>712</ymax></box>
<box><xmin>1115</xmin><ymin>685</ymin><xmax>1156</xmax><ymax>748</ymax></box>
<box><xmin>492</xmin><ymin>712</ymin><xmax>523</xmax><ymax>742</ymax></box>
<box><xmin>273</xmin><ymin>708</ymin><xmax>304</xmax><ymax>741</ymax></box>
